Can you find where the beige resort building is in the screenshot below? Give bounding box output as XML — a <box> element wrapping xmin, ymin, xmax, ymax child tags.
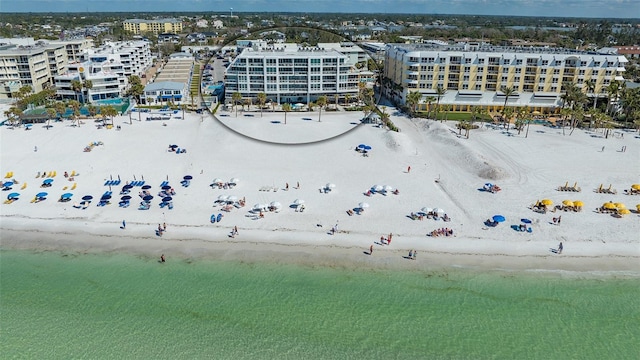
<box><xmin>383</xmin><ymin>42</ymin><xmax>628</xmax><ymax>114</ymax></box>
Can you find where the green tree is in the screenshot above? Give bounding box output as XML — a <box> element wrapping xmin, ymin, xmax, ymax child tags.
<box><xmin>584</xmin><ymin>79</ymin><xmax>597</xmax><ymax>110</ymax></box>
<box><xmin>126</xmin><ymin>75</ymin><xmax>145</xmax><ymax>103</ymax></box>
<box><xmin>231</xmin><ymin>92</ymin><xmax>242</xmax><ymax>117</ymax></box>
<box><xmin>101</xmin><ymin>105</ymin><xmax>118</xmax><ymax>123</ymax></box>
<box><xmin>68</xmin><ymin>100</ymin><xmax>81</xmax><ymax>126</ymax></box>
<box><xmin>344</xmin><ymin>93</ymin><xmax>351</xmax><ymax>106</ymax></box>
<box><xmin>406</xmin><ymin>91</ymin><xmax>422</xmax><ymax>116</ymax></box>
<box><xmin>500</xmin><ymin>86</ymin><xmax>516</xmax><ymax>128</ymax></box>
<box><xmin>87</xmin><ymin>104</ymin><xmax>98</xmax><ymax>119</ymax></box>
<box><xmin>282</xmin><ymin>103</ymin><xmax>291</xmax><ymax>125</ymax></box>
<box><xmin>425</xmin><ymin>96</ymin><xmax>436</xmax><ymax>119</ymax></box>
<box><xmin>54</xmin><ymin>102</ymin><xmax>67</xmax><ymax>119</ymax></box>
<box><xmin>45</xmin><ymin>107</ymin><xmax>57</xmax><ymax>130</ymax></box>
<box><xmin>4</xmin><ymin>106</ymin><xmax>22</xmax><ymax>127</ymax></box>
<box><xmin>435</xmin><ymin>86</ymin><xmax>446</xmax><ymax>122</ymax></box>
<box><xmin>316</xmin><ymin>95</ymin><xmax>327</xmax><ymax>122</ymax></box>
<box><xmin>257</xmin><ymin>92</ymin><xmax>267</xmax><ymax>117</ymax></box>
<box><xmin>83</xmin><ymin>80</ymin><xmax>93</xmax><ymax>103</ymax></box>
<box><xmin>71</xmin><ymin>80</ymin><xmax>83</xmax><ymax>103</ymax></box>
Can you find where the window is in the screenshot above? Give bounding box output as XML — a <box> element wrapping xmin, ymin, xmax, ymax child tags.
<box><xmin>478</xmin><ymin>59</ymin><xmax>485</xmax><ymax>64</ymax></box>
<box><xmin>553</xmin><ymin>69</ymin><xmax>560</xmax><ymax>74</ymax></box>
<box><xmin>465</xmin><ymin>58</ymin><xmax>471</xmax><ymax>64</ymax></box>
<box><xmin>554</xmin><ymin>60</ymin><xmax>562</xmax><ymax>66</ymax></box>
<box><xmin>502</xmin><ymin>68</ymin><xmax>509</xmax><ymax>73</ymax></box>
<box><xmin>501</xmin><ymin>76</ymin><xmax>508</xmax><ymax>82</ymax></box>
<box><xmin>541</xmin><ymin>60</ymin><xmax>549</xmax><ymax>66</ymax></box>
<box><xmin>464</xmin><ymin>66</ymin><xmax>470</xmax><ymax>73</ymax></box>
<box><xmin>475</xmin><ymin>84</ymin><xmax>482</xmax><ymax>90</ymax></box>
<box><xmin>515</xmin><ymin>68</ymin><xmax>521</xmax><ymax>74</ymax></box>
<box><xmin>579</xmin><ymin>70</ymin><xmax>585</xmax><ymax>75</ymax></box>
<box><xmin>593</xmin><ymin>61</ymin><xmax>601</xmax><ymax>67</ymax></box>
<box><xmin>477</xmin><ymin>67</ymin><xmax>484</xmax><ymax>73</ymax></box>
<box><xmin>592</xmin><ymin>70</ymin><xmax>599</xmax><ymax>75</ymax></box>
<box><xmin>537</xmin><ymin>86</ymin><xmax>545</xmax><ymax>92</ymax></box>
<box><xmin>439</xmin><ymin>58</ymin><xmax>446</xmax><ymax>64</ymax></box>
<box><xmin>516</xmin><ymin>59</ymin><xmax>523</xmax><ymax>65</ymax></box>
<box><xmin>580</xmin><ymin>61</ymin><xmax>587</xmax><ymax>66</ymax></box>
<box><xmin>476</xmin><ymin>75</ymin><xmax>483</xmax><ymax>81</ymax></box>
<box><xmin>438</xmin><ymin>74</ymin><xmax>445</xmax><ymax>80</ymax></box>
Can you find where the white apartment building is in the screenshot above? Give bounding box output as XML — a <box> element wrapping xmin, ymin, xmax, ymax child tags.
<box><xmin>0</xmin><ymin>40</ymin><xmax>67</xmax><ymax>99</ymax></box>
<box><xmin>49</xmin><ymin>38</ymin><xmax>95</xmax><ymax>62</ymax></box>
<box><xmin>55</xmin><ymin>61</ymin><xmax>127</xmax><ymax>103</ymax></box>
<box><xmin>384</xmin><ymin>43</ymin><xmax>628</xmax><ymax>113</ymax></box>
<box><xmin>83</xmin><ymin>41</ymin><xmax>152</xmax><ymax>78</ymax></box>
<box><xmin>224</xmin><ymin>45</ymin><xmax>362</xmax><ymax>104</ymax></box>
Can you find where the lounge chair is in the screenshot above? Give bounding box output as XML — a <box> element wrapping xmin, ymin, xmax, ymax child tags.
<box><xmin>21</xmin><ymin>183</ymin><xmax>27</xmax><ymax>190</ymax></box>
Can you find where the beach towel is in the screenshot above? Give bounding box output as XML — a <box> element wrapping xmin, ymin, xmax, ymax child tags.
<box><xmin>210</xmin><ymin>214</ymin><xmax>216</xmax><ymax>223</ymax></box>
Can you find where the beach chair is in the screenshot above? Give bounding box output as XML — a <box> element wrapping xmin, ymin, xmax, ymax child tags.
<box><xmin>4</xmin><ymin>172</ymin><xmax>10</xmax><ymax>178</ymax></box>
<box><xmin>71</xmin><ymin>170</ymin><xmax>76</xmax><ymax>177</ymax></box>
<box><xmin>35</xmin><ymin>171</ymin><xmax>40</xmax><ymax>178</ymax></box>
<box><xmin>21</xmin><ymin>183</ymin><xmax>27</xmax><ymax>190</ymax></box>
<box><xmin>63</xmin><ymin>186</ymin><xmax>68</xmax><ymax>190</ymax></box>
<box><xmin>52</xmin><ymin>171</ymin><xmax>57</xmax><ymax>177</ymax></box>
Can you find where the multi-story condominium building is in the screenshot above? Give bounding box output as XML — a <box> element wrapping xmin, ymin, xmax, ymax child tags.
<box><xmin>123</xmin><ymin>18</ymin><xmax>183</xmax><ymax>35</ymax></box>
<box><xmin>141</xmin><ymin>81</ymin><xmax>188</xmax><ymax>105</ymax></box>
<box><xmin>49</xmin><ymin>39</ymin><xmax>95</xmax><ymax>62</ymax></box>
<box><xmin>224</xmin><ymin>44</ymin><xmax>363</xmax><ymax>105</ymax></box>
<box><xmin>383</xmin><ymin>42</ymin><xmax>628</xmax><ymax>113</ymax></box>
<box><xmin>0</xmin><ymin>40</ymin><xmax>67</xmax><ymax>99</ymax></box>
<box><xmin>83</xmin><ymin>41</ymin><xmax>152</xmax><ymax>78</ymax></box>
<box><xmin>54</xmin><ymin>60</ymin><xmax>128</xmax><ymax>103</ymax></box>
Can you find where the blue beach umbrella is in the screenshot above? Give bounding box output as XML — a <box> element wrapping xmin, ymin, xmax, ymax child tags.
<box><xmin>3</xmin><ymin>181</ymin><xmax>15</xmax><ymax>188</ymax></box>
<box><xmin>36</xmin><ymin>192</ymin><xmax>48</xmax><ymax>198</ymax></box>
<box><xmin>161</xmin><ymin>185</ymin><xmax>171</xmax><ymax>190</ymax></box>
<box><xmin>143</xmin><ymin>195</ymin><xmax>153</xmax><ymax>201</ymax></box>
<box><xmin>43</xmin><ymin>179</ymin><xmax>54</xmax><ymax>184</ymax></box>
<box><xmin>123</xmin><ymin>184</ymin><xmax>133</xmax><ymax>190</ymax></box>
<box><xmin>82</xmin><ymin>195</ymin><xmax>93</xmax><ymax>201</ymax></box>
<box><xmin>121</xmin><ymin>195</ymin><xmax>132</xmax><ymax>200</ymax></box>
<box><xmin>492</xmin><ymin>215</ymin><xmax>506</xmax><ymax>223</ymax></box>
<box><xmin>521</xmin><ymin>218</ymin><xmax>532</xmax><ymax>224</ymax></box>
<box><xmin>363</xmin><ymin>145</ymin><xmax>372</xmax><ymax>151</ymax></box>
<box><xmin>61</xmin><ymin>193</ymin><xmax>73</xmax><ymax>199</ymax></box>
<box><xmin>142</xmin><ymin>185</ymin><xmax>152</xmax><ymax>190</ymax></box>
<box><xmin>357</xmin><ymin>144</ymin><xmax>366</xmax><ymax>149</ymax></box>
<box><xmin>162</xmin><ymin>196</ymin><xmax>173</xmax><ymax>202</ymax></box>
<box><xmin>183</xmin><ymin>175</ymin><xmax>193</xmax><ymax>180</ymax></box>
<box><xmin>7</xmin><ymin>192</ymin><xmax>19</xmax><ymax>199</ymax></box>
<box><xmin>101</xmin><ymin>194</ymin><xmax>112</xmax><ymax>200</ymax></box>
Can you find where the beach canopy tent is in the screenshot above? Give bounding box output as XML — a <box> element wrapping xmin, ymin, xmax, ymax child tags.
<box><xmin>540</xmin><ymin>199</ymin><xmax>553</xmax><ymax>206</ymax></box>
<box><xmin>631</xmin><ymin>184</ymin><xmax>640</xmax><ymax>190</ymax></box>
<box><xmin>371</xmin><ymin>185</ymin><xmax>383</xmax><ymax>192</ymax></box>
<box><xmin>521</xmin><ymin>218</ymin><xmax>532</xmax><ymax>224</ymax></box>
<box><xmin>7</xmin><ymin>192</ymin><xmax>19</xmax><ymax>200</ymax></box>
<box><xmin>492</xmin><ymin>215</ymin><xmax>506</xmax><ymax>223</ymax></box>
<box><xmin>562</xmin><ymin>200</ymin><xmax>574</xmax><ymax>207</ymax></box>
<box><xmin>142</xmin><ymin>185</ymin><xmax>152</xmax><ymax>190</ymax></box>
<box><xmin>382</xmin><ymin>185</ymin><xmax>394</xmax><ymax>192</ymax></box>
<box><xmin>421</xmin><ymin>207</ymin><xmax>433</xmax><ymax>214</ymax></box>
<box><xmin>602</xmin><ymin>202</ymin><xmax>616</xmax><ymax>210</ymax></box>
<box><xmin>36</xmin><ymin>192</ymin><xmax>48</xmax><ymax>198</ymax></box>
<box><xmin>573</xmin><ymin>200</ymin><xmax>584</xmax><ymax>207</ymax></box>
<box><xmin>433</xmin><ymin>208</ymin><xmax>445</xmax><ymax>215</ymax></box>
<box><xmin>253</xmin><ymin>203</ymin><xmax>267</xmax><ymax>211</ymax></box>
<box><xmin>42</xmin><ymin>179</ymin><xmax>54</xmax><ymax>184</ymax></box>
<box><xmin>61</xmin><ymin>193</ymin><xmax>73</xmax><ymax>199</ymax></box>
<box><xmin>82</xmin><ymin>195</ymin><xmax>93</xmax><ymax>201</ymax></box>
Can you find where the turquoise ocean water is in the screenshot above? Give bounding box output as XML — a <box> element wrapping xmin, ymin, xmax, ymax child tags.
<box><xmin>1</xmin><ymin>249</ymin><xmax>638</xmax><ymax>359</ymax></box>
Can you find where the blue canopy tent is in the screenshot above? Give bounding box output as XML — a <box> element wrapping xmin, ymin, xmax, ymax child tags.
<box><xmin>43</xmin><ymin>179</ymin><xmax>54</xmax><ymax>184</ymax></box>
<box><xmin>492</xmin><ymin>215</ymin><xmax>506</xmax><ymax>223</ymax></box>
<box><xmin>2</xmin><ymin>181</ymin><xmax>14</xmax><ymax>189</ymax></box>
<box><xmin>35</xmin><ymin>192</ymin><xmax>48</xmax><ymax>199</ymax></box>
<box><xmin>7</xmin><ymin>192</ymin><xmax>19</xmax><ymax>200</ymax></box>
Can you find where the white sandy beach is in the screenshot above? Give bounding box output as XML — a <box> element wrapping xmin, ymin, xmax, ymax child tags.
<box><xmin>1</xmin><ymin>104</ymin><xmax>639</xmax><ymax>274</ymax></box>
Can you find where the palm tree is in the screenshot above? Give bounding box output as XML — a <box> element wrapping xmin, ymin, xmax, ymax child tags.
<box><xmin>45</xmin><ymin>108</ymin><xmax>57</xmax><ymax>130</ymax></box>
<box><xmin>357</xmin><ymin>82</ymin><xmax>366</xmax><ymax>104</ymax></box>
<box><xmin>68</xmin><ymin>100</ymin><xmax>81</xmax><ymax>126</ymax></box>
<box><xmin>406</xmin><ymin>91</ymin><xmax>422</xmax><ymax>116</ymax></box>
<box><xmin>344</xmin><ymin>93</ymin><xmax>351</xmax><ymax>107</ymax></box>
<box><xmin>83</xmin><ymin>80</ymin><xmax>93</xmax><ymax>104</ymax></box>
<box><xmin>425</xmin><ymin>96</ymin><xmax>436</xmax><ymax>119</ymax></box>
<box><xmin>316</xmin><ymin>95</ymin><xmax>328</xmax><ymax>122</ymax></box>
<box><xmin>87</xmin><ymin>104</ymin><xmax>98</xmax><ymax>119</ymax></box>
<box><xmin>380</xmin><ymin>107</ymin><xmax>390</xmax><ymax>128</ymax></box>
<box><xmin>101</xmin><ymin>105</ymin><xmax>118</xmax><ymax>125</ymax></box>
<box><xmin>502</xmin><ymin>107</ymin><xmax>514</xmax><ymax>131</ymax></box>
<box><xmin>257</xmin><ymin>92</ymin><xmax>267</xmax><ymax>117</ymax></box>
<box><xmin>500</xmin><ymin>86</ymin><xmax>515</xmax><ymax>129</ymax></box>
<box><xmin>231</xmin><ymin>92</ymin><xmax>242</xmax><ymax>117</ymax></box>
<box><xmin>584</xmin><ymin>79</ymin><xmax>597</xmax><ymax>110</ymax></box>
<box><xmin>333</xmin><ymin>94</ymin><xmax>339</xmax><ymax>110</ymax></box>
<box><xmin>605</xmin><ymin>82</ymin><xmax>621</xmax><ymax>116</ymax></box>
<box><xmin>71</xmin><ymin>80</ymin><xmax>83</xmax><ymax>103</ymax></box>
<box><xmin>282</xmin><ymin>103</ymin><xmax>291</xmax><ymax>125</ymax></box>
<box><xmin>515</xmin><ymin>108</ymin><xmax>528</xmax><ymax>135</ymax></box>
<box><xmin>435</xmin><ymin>86</ymin><xmax>446</xmax><ymax>122</ymax></box>
<box><xmin>4</xmin><ymin>106</ymin><xmax>22</xmax><ymax>127</ymax></box>
<box><xmin>54</xmin><ymin>102</ymin><xmax>67</xmax><ymax>120</ymax></box>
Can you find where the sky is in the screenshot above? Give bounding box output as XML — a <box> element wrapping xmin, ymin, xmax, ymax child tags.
<box><xmin>0</xmin><ymin>0</ymin><xmax>638</xmax><ymax>19</ymax></box>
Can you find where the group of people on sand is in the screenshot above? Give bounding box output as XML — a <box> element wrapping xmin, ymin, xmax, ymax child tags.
<box><xmin>379</xmin><ymin>233</ymin><xmax>393</xmax><ymax>245</ymax></box>
<box><xmin>428</xmin><ymin>228</ymin><xmax>454</xmax><ymax>237</ymax></box>
<box><xmin>157</xmin><ymin>222</ymin><xmax>167</xmax><ymax>236</ymax></box>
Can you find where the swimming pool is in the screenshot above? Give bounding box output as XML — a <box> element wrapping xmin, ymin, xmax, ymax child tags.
<box><xmin>95</xmin><ymin>98</ymin><xmax>124</xmax><ymax>105</ymax></box>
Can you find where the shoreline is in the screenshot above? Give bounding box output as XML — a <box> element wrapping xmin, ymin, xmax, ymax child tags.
<box><xmin>3</xmin><ymin>217</ymin><xmax>639</xmax><ymax>277</ymax></box>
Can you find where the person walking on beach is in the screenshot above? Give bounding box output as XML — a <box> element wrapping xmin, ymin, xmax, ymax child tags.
<box><xmin>413</xmin><ymin>250</ymin><xmax>417</xmax><ymax>260</ymax></box>
<box><xmin>408</xmin><ymin>249</ymin><xmax>413</xmax><ymax>259</ymax></box>
<box><xmin>557</xmin><ymin>216</ymin><xmax>561</xmax><ymax>225</ymax></box>
<box><xmin>122</xmin><ymin>220</ymin><xmax>126</xmax><ymax>229</ymax></box>
<box><xmin>601</xmin><ymin>146</ymin><xmax>605</xmax><ymax>152</ymax></box>
<box><xmin>163</xmin><ymin>222</ymin><xmax>167</xmax><ymax>232</ymax></box>
<box><xmin>160</xmin><ymin>254</ymin><xmax>166</xmax><ymax>263</ymax></box>
<box><xmin>369</xmin><ymin>244</ymin><xmax>374</xmax><ymax>255</ymax></box>
<box><xmin>158</xmin><ymin>224</ymin><xmax>163</xmax><ymax>236</ymax></box>
<box><xmin>407</xmin><ymin>166</ymin><xmax>411</xmax><ymax>173</ymax></box>
<box><xmin>558</xmin><ymin>242</ymin><xmax>563</xmax><ymax>254</ymax></box>
<box><xmin>285</xmin><ymin>182</ymin><xmax>289</xmax><ymax>191</ymax></box>
<box><xmin>388</xmin><ymin>233</ymin><xmax>393</xmax><ymax>245</ymax></box>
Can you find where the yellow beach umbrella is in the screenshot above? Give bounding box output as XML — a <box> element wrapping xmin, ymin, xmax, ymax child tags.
<box><xmin>602</xmin><ymin>202</ymin><xmax>616</xmax><ymax>210</ymax></box>
<box><xmin>636</xmin><ymin>204</ymin><xmax>640</xmax><ymax>211</ymax></box>
<box><xmin>541</xmin><ymin>199</ymin><xmax>553</xmax><ymax>206</ymax></box>
<box><xmin>618</xmin><ymin>209</ymin><xmax>631</xmax><ymax>215</ymax></box>
<box><xmin>562</xmin><ymin>200</ymin><xmax>574</xmax><ymax>207</ymax></box>
<box><xmin>614</xmin><ymin>203</ymin><xmax>626</xmax><ymax>209</ymax></box>
<box><xmin>573</xmin><ymin>200</ymin><xmax>584</xmax><ymax>207</ymax></box>
<box><xmin>631</xmin><ymin>184</ymin><xmax>640</xmax><ymax>190</ymax></box>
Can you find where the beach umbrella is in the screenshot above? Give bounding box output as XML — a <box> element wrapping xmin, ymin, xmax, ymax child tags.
<box><xmin>7</xmin><ymin>192</ymin><xmax>19</xmax><ymax>200</ymax></box>
<box><xmin>562</xmin><ymin>200</ymin><xmax>574</xmax><ymax>207</ymax></box>
<box><xmin>121</xmin><ymin>195</ymin><xmax>132</xmax><ymax>200</ymax></box>
<box><xmin>492</xmin><ymin>215</ymin><xmax>506</xmax><ymax>223</ymax></box>
<box><xmin>573</xmin><ymin>200</ymin><xmax>584</xmax><ymax>207</ymax></box>
<box><xmin>162</xmin><ymin>196</ymin><xmax>173</xmax><ymax>202</ymax></box>
<box><xmin>101</xmin><ymin>194</ymin><xmax>112</xmax><ymax>200</ymax></box>
<box><xmin>3</xmin><ymin>181</ymin><xmax>14</xmax><ymax>188</ymax></box>
<box><xmin>169</xmin><ymin>144</ymin><xmax>178</xmax><ymax>148</ymax></box>
<box><xmin>485</xmin><ymin>183</ymin><xmax>493</xmax><ymax>187</ymax></box>
<box><xmin>371</xmin><ymin>185</ymin><xmax>383</xmax><ymax>192</ymax></box>
<box><xmin>227</xmin><ymin>195</ymin><xmax>238</xmax><ymax>202</ymax></box>
<box><xmin>382</xmin><ymin>185</ymin><xmax>394</xmax><ymax>192</ymax></box>
<box><xmin>521</xmin><ymin>218</ymin><xmax>532</xmax><ymax>224</ymax></box>
<box><xmin>183</xmin><ymin>175</ymin><xmax>193</xmax><ymax>180</ymax></box>
<box><xmin>143</xmin><ymin>195</ymin><xmax>153</xmax><ymax>201</ymax></box>
<box><xmin>253</xmin><ymin>203</ymin><xmax>267</xmax><ymax>211</ymax></box>
<box><xmin>433</xmin><ymin>208</ymin><xmax>445</xmax><ymax>215</ymax></box>
<box><xmin>36</xmin><ymin>192</ymin><xmax>48</xmax><ymax>198</ymax></box>
<box><xmin>636</xmin><ymin>204</ymin><xmax>640</xmax><ymax>211</ymax></box>
<box><xmin>325</xmin><ymin>183</ymin><xmax>336</xmax><ymax>189</ymax></box>
<box><xmin>358</xmin><ymin>202</ymin><xmax>370</xmax><ymax>209</ymax></box>
<box><xmin>363</xmin><ymin>145</ymin><xmax>372</xmax><ymax>151</ymax></box>
<box><xmin>269</xmin><ymin>201</ymin><xmax>282</xmax><ymax>209</ymax></box>
<box><xmin>142</xmin><ymin>185</ymin><xmax>152</xmax><ymax>190</ymax></box>
<box><xmin>631</xmin><ymin>184</ymin><xmax>640</xmax><ymax>190</ymax></box>
<box><xmin>618</xmin><ymin>209</ymin><xmax>631</xmax><ymax>215</ymax></box>
<box><xmin>217</xmin><ymin>195</ymin><xmax>229</xmax><ymax>201</ymax></box>
<box><xmin>212</xmin><ymin>178</ymin><xmax>223</xmax><ymax>184</ymax></box>
<box><xmin>293</xmin><ymin>199</ymin><xmax>305</xmax><ymax>205</ymax></box>
<box><xmin>602</xmin><ymin>202</ymin><xmax>616</xmax><ymax>210</ymax></box>
<box><xmin>82</xmin><ymin>195</ymin><xmax>93</xmax><ymax>201</ymax></box>
<box><xmin>161</xmin><ymin>185</ymin><xmax>171</xmax><ymax>190</ymax></box>
<box><xmin>614</xmin><ymin>203</ymin><xmax>626</xmax><ymax>209</ymax></box>
<box><xmin>61</xmin><ymin>193</ymin><xmax>73</xmax><ymax>199</ymax></box>
<box><xmin>421</xmin><ymin>207</ymin><xmax>433</xmax><ymax>213</ymax></box>
<box><xmin>229</xmin><ymin>178</ymin><xmax>240</xmax><ymax>184</ymax></box>
<box><xmin>42</xmin><ymin>179</ymin><xmax>54</xmax><ymax>184</ymax></box>
<box><xmin>358</xmin><ymin>144</ymin><xmax>366</xmax><ymax>149</ymax></box>
<box><xmin>123</xmin><ymin>184</ymin><xmax>133</xmax><ymax>189</ymax></box>
<box><xmin>541</xmin><ymin>199</ymin><xmax>553</xmax><ymax>206</ymax></box>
